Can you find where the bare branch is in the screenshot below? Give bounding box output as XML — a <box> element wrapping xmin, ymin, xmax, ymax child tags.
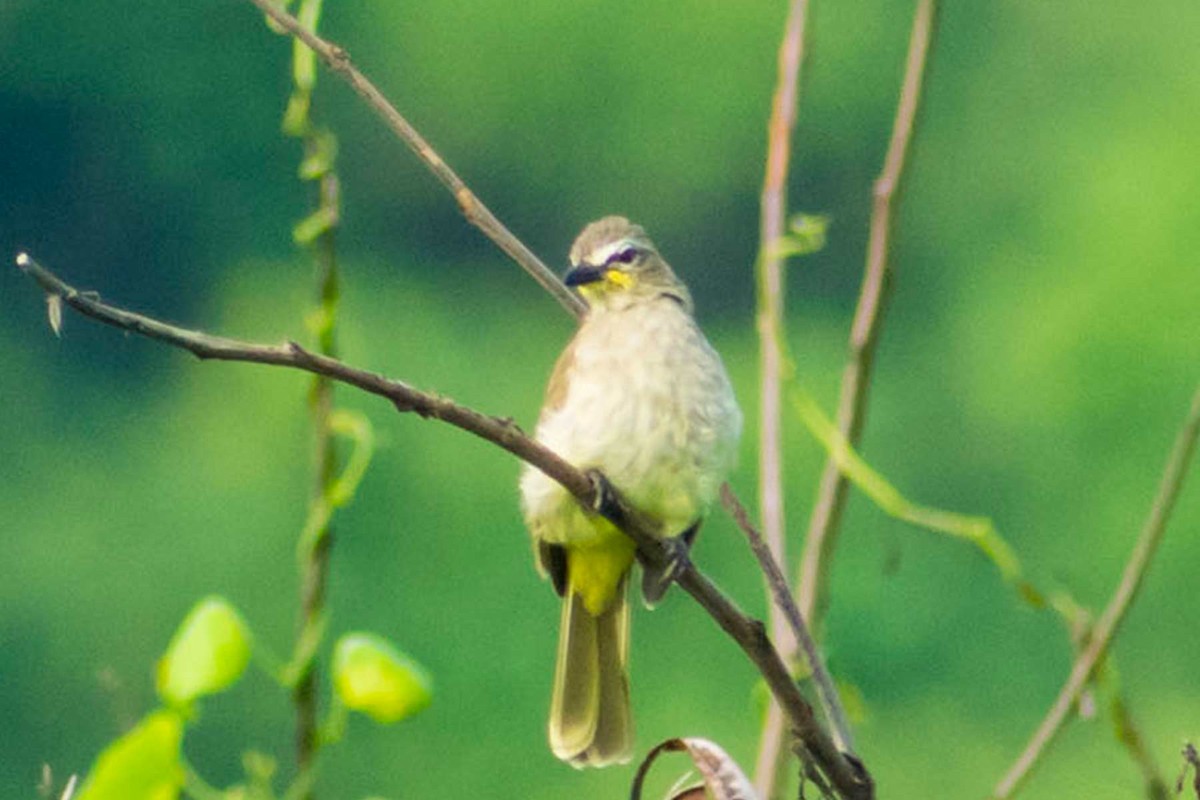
<box><xmin>753</xmin><ymin>0</ymin><xmax>813</xmax><ymax>791</ymax></box>
<box><xmin>757</xmin><ymin>0</ymin><xmax>807</xmax><ymax>647</ymax></box>
<box><xmin>796</xmin><ymin>0</ymin><xmax>937</xmax><ymax>633</ymax></box>
<box><xmin>720</xmin><ymin>486</ymin><xmax>854</xmax><ymax>758</ymax></box>
<box><xmin>242</xmin><ymin>0</ymin><xmax>584</xmax><ymax>320</ymax></box>
<box><xmin>757</xmin><ymin>2</ymin><xmax>937</xmax><ymax>794</ymax></box>
<box><xmin>992</xmin><ymin>384</ymin><xmax>1200</xmax><ymax>799</ymax></box>
<box><xmin>14</xmin><ymin>252</ymin><xmax>872</xmax><ymax>800</ymax></box>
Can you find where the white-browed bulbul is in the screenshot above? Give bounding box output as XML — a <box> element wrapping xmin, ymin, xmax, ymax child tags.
<box><xmin>519</xmin><ymin>216</ymin><xmax>742</xmax><ymax>767</ymax></box>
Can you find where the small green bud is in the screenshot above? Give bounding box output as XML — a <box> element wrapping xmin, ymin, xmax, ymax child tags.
<box><xmin>333</xmin><ymin>633</ymin><xmax>431</xmax><ymax>724</ymax></box>
<box><xmin>157</xmin><ymin>596</ymin><xmax>252</xmax><ymax>707</ymax></box>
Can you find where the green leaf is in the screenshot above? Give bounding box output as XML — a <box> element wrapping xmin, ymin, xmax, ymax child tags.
<box><xmin>297</xmin><ymin>130</ymin><xmax>337</xmax><ymax>180</ymax></box>
<box><xmin>326</xmin><ymin>410</ymin><xmax>374</xmax><ymax>507</ymax></box>
<box><xmin>75</xmin><ymin>710</ymin><xmax>185</xmax><ymax>800</ymax></box>
<box><xmin>296</xmin><ymin>410</ymin><xmax>374</xmax><ymax>558</ymax></box>
<box><xmin>292</xmin><ymin>0</ymin><xmax>325</xmax><ymax>90</ymax></box>
<box><xmin>770</xmin><ymin>213</ymin><xmax>830</xmax><ymax>261</ymax></box>
<box><xmin>280</xmin><ymin>609</ymin><xmax>328</xmax><ymax>689</ymax></box>
<box><xmin>157</xmin><ymin>596</ymin><xmax>252</xmax><ymax>707</ymax></box>
<box><xmin>332</xmin><ymin>633</ymin><xmax>432</xmax><ymax>724</ymax></box>
<box><xmin>281</xmin><ymin>91</ymin><xmax>311</xmax><ymax>138</ymax></box>
<box><xmin>291</xmin><ymin>206</ymin><xmax>337</xmax><ymax>245</ymax></box>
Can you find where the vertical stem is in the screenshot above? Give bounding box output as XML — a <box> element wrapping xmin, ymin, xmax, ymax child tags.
<box><xmin>288</xmin><ymin>1</ymin><xmax>340</xmax><ymax>792</ymax></box>
<box><xmin>753</xmin><ymin>1</ymin><xmax>811</xmax><ymax>796</ymax></box>
<box><xmin>294</xmin><ymin>167</ymin><xmax>340</xmax><ymax>793</ymax></box>
<box><xmin>796</xmin><ymin>0</ymin><xmax>936</xmax><ymax>631</ymax></box>
<box><xmin>756</xmin><ymin>2</ymin><xmax>937</xmax><ymax>795</ymax></box>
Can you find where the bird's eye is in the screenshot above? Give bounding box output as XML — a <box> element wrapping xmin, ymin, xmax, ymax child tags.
<box><xmin>613</xmin><ymin>247</ymin><xmax>637</xmax><ymax>264</ymax></box>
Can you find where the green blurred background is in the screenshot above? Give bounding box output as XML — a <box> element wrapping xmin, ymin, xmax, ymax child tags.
<box><xmin>2</xmin><ymin>0</ymin><xmax>1198</xmax><ymax>797</ymax></box>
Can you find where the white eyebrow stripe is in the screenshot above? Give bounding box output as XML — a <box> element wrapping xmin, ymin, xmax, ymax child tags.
<box><xmin>588</xmin><ymin>238</ymin><xmax>636</xmax><ymax>266</ymax></box>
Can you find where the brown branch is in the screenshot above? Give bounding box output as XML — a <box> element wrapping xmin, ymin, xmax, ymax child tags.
<box><xmin>752</xmin><ymin>1</ymin><xmax>813</xmax><ymax>792</ymax></box>
<box><xmin>721</xmin><ymin>486</ymin><xmax>854</xmax><ymax>757</ymax></box>
<box><xmin>756</xmin><ymin>2</ymin><xmax>937</xmax><ymax>794</ymax></box>
<box><xmin>14</xmin><ymin>252</ymin><xmax>873</xmax><ymax>800</ymax></box>
<box><xmin>991</xmin><ymin>384</ymin><xmax>1200</xmax><ymax>799</ymax></box>
<box><xmin>243</xmin><ymin>0</ymin><xmax>584</xmax><ymax>321</ymax></box>
<box><xmin>796</xmin><ymin>0</ymin><xmax>937</xmax><ymax>632</ymax></box>
<box><xmin>757</xmin><ymin>0</ymin><xmax>807</xmax><ymax>647</ymax></box>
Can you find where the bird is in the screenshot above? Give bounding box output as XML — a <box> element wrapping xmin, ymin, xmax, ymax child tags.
<box><xmin>519</xmin><ymin>216</ymin><xmax>742</xmax><ymax>767</ymax></box>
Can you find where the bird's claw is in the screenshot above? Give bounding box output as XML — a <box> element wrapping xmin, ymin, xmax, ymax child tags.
<box><xmin>584</xmin><ymin>468</ymin><xmax>620</xmax><ymax>519</ymax></box>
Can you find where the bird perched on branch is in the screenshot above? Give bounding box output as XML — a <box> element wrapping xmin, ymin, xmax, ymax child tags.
<box><xmin>520</xmin><ymin>216</ymin><xmax>742</xmax><ymax>767</ymax></box>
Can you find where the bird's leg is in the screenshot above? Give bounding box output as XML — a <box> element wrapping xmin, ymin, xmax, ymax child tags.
<box><xmin>583</xmin><ymin>468</ymin><xmax>691</xmax><ymax>607</ymax></box>
<box><xmin>641</xmin><ymin>521</ymin><xmax>698</xmax><ymax>606</ymax></box>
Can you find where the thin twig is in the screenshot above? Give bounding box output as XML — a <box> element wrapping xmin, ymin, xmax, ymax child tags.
<box><xmin>796</xmin><ymin>0</ymin><xmax>937</xmax><ymax>633</ymax></box>
<box><xmin>992</xmin><ymin>385</ymin><xmax>1200</xmax><ymax>799</ymax></box>
<box><xmin>1109</xmin><ymin>690</ymin><xmax>1170</xmax><ymax>800</ymax></box>
<box><xmin>243</xmin><ymin>0</ymin><xmax>584</xmax><ymax>320</ymax></box>
<box><xmin>721</xmin><ymin>486</ymin><xmax>854</xmax><ymax>756</ymax></box>
<box><xmin>753</xmin><ymin>1</ymin><xmax>813</xmax><ymax>792</ymax></box>
<box><xmin>758</xmin><ymin>0</ymin><xmax>808</xmax><ymax>628</ymax></box>
<box><xmin>757</xmin><ymin>2</ymin><xmax>938</xmax><ymax>794</ymax></box>
<box><xmin>1052</xmin><ymin>596</ymin><xmax>1169</xmax><ymax>799</ymax></box>
<box><xmin>14</xmin><ymin>253</ymin><xmax>874</xmax><ymax>800</ymax></box>
<box><xmin>291</xmin><ymin>16</ymin><xmax>342</xmax><ymax>790</ymax></box>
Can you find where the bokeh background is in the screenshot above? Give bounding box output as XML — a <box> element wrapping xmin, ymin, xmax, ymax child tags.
<box><xmin>2</xmin><ymin>0</ymin><xmax>1198</xmax><ymax>798</ymax></box>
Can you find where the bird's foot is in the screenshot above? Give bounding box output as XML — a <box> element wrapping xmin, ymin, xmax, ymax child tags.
<box><xmin>641</xmin><ymin>521</ymin><xmax>700</xmax><ymax>607</ymax></box>
<box><xmin>584</xmin><ymin>468</ymin><xmax>622</xmax><ymax>520</ymax></box>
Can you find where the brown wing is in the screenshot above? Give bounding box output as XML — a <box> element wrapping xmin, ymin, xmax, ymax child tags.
<box><xmin>540</xmin><ymin>331</ymin><xmax>579</xmax><ymax>420</ymax></box>
<box><xmin>531</xmin><ymin>328</ymin><xmax>581</xmax><ymax>594</ymax></box>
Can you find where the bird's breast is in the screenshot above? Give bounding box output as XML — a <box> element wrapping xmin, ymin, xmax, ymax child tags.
<box><xmin>530</xmin><ymin>302</ymin><xmax>741</xmax><ymax>534</ymax></box>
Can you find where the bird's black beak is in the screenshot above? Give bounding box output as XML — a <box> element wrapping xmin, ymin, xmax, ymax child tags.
<box><xmin>564</xmin><ymin>264</ymin><xmax>607</xmax><ymax>287</ymax></box>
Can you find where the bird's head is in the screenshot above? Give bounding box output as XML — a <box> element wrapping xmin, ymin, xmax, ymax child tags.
<box><xmin>565</xmin><ymin>216</ymin><xmax>692</xmax><ymax>312</ymax></box>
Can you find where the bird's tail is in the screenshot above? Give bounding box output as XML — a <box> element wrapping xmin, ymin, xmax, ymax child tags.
<box><xmin>548</xmin><ymin>575</ymin><xmax>633</xmax><ymax>767</ymax></box>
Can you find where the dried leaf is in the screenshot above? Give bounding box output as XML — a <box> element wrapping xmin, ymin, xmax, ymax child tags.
<box><xmin>46</xmin><ymin>294</ymin><xmax>63</xmax><ymax>337</ymax></box>
<box><xmin>631</xmin><ymin>738</ymin><xmax>758</xmax><ymax>800</ymax></box>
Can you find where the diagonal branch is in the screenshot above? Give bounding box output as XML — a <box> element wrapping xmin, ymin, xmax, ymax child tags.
<box><xmin>14</xmin><ymin>252</ymin><xmax>873</xmax><ymax>800</ymax></box>
<box><xmin>243</xmin><ymin>0</ymin><xmax>584</xmax><ymax>320</ymax></box>
<box><xmin>796</xmin><ymin>0</ymin><xmax>937</xmax><ymax>631</ymax></box>
<box><xmin>991</xmin><ymin>384</ymin><xmax>1200</xmax><ymax>799</ymax></box>
<box><xmin>721</xmin><ymin>486</ymin><xmax>855</xmax><ymax>761</ymax></box>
